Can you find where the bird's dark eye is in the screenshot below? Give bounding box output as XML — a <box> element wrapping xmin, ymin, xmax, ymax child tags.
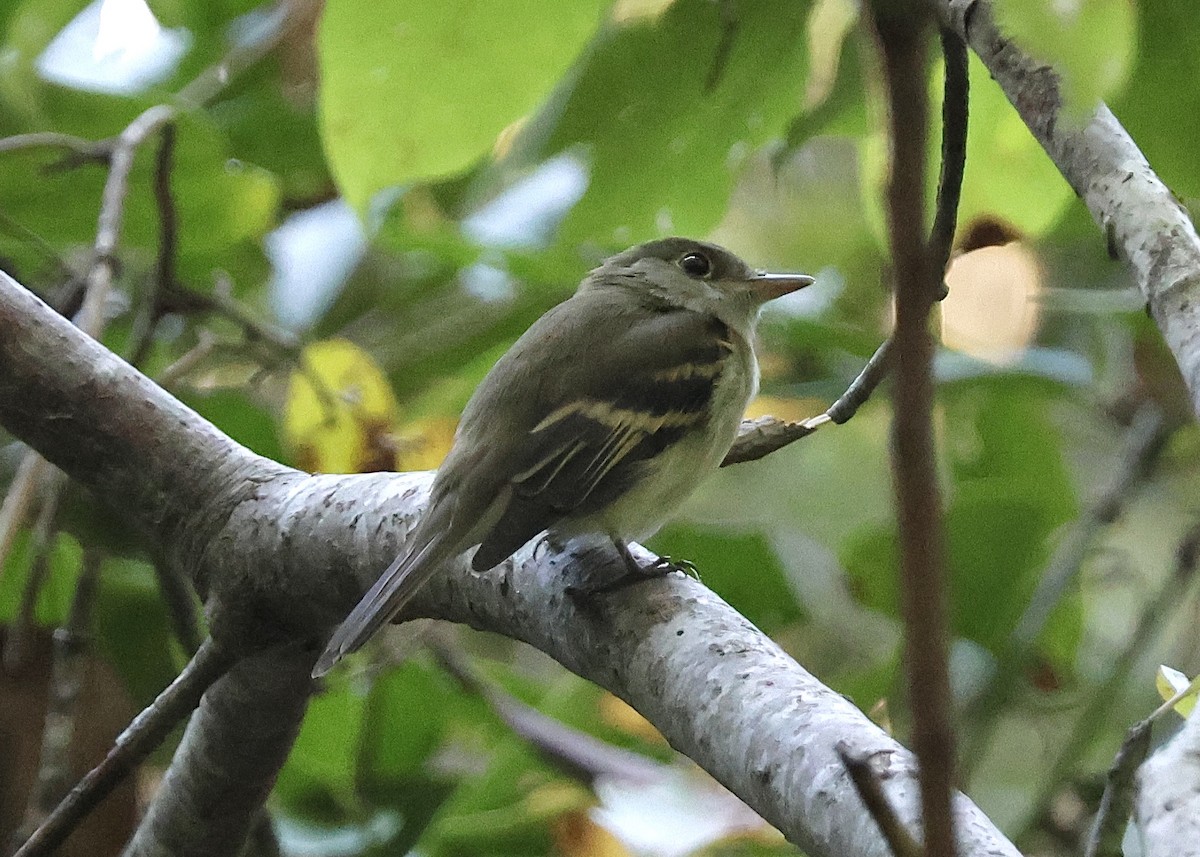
<box><xmin>679</xmin><ymin>252</ymin><xmax>712</xmax><ymax>278</ymax></box>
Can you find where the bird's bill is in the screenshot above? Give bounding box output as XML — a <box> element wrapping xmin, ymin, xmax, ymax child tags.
<box><xmin>748</xmin><ymin>271</ymin><xmax>816</xmax><ymax>300</ymax></box>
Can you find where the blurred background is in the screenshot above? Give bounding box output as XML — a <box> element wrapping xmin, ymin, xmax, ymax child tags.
<box><xmin>1</xmin><ymin>0</ymin><xmax>1198</xmax><ymax>855</ymax></box>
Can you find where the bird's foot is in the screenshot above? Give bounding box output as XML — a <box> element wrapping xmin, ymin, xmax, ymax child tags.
<box><xmin>566</xmin><ymin>540</ymin><xmax>698</xmax><ymax>602</ymax></box>
<box><xmin>645</xmin><ymin>555</ymin><xmax>700</xmax><ymax>581</ymax></box>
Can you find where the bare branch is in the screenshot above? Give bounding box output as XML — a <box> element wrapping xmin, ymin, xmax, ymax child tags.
<box><xmin>122</xmin><ymin>644</ymin><xmax>313</xmax><ymax>857</ymax></box>
<box><xmin>15</xmin><ymin>549</ymin><xmax>104</xmax><ymax>841</ymax></box>
<box><xmin>0</xmin><ymin>132</ymin><xmax>110</xmax><ymax>163</ymax></box>
<box><xmin>0</xmin><ymin>453</ymin><xmax>51</xmax><ymax>581</ymax></box>
<box><xmin>2</xmin><ymin>468</ymin><xmax>67</xmax><ymax>672</ymax></box>
<box><xmin>1086</xmin><ymin>720</ymin><xmax>1151</xmax><ymax>857</ymax></box>
<box><xmin>929</xmin><ymin>28</ymin><xmax>969</xmax><ymax>285</ymax></box>
<box><xmin>432</xmin><ymin>640</ymin><xmax>663</xmax><ymax>786</ymax></box>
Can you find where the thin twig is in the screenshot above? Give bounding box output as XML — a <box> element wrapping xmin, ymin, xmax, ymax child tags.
<box><xmin>928</xmin><ymin>28</ymin><xmax>969</xmax><ymax>291</ymax></box>
<box><xmin>963</xmin><ymin>407</ymin><xmax>1169</xmax><ymax>769</ymax></box>
<box><xmin>838</xmin><ymin>743</ymin><xmax>924</xmax><ymax>857</ymax></box>
<box><xmin>12</xmin><ymin>638</ymin><xmax>236</xmax><ymax>857</ymax></box>
<box><xmin>164</xmin><ymin>273</ymin><xmax>301</xmax><ymax>356</ymax></box>
<box><xmin>869</xmin><ymin>6</ymin><xmax>958</xmax><ymax>857</ymax></box>
<box><xmin>1084</xmin><ymin>720</ymin><xmax>1151</xmax><ymax>857</ymax></box>
<box><xmin>1022</xmin><ymin>521</ymin><xmax>1200</xmax><ymax>839</ymax></box>
<box><xmin>3</xmin><ymin>469</ymin><xmax>67</xmax><ymax>672</ymax></box>
<box><xmin>127</xmin><ymin>124</ymin><xmax>179</xmax><ymax>367</ymax></box>
<box><xmin>156</xmin><ymin>330</ymin><xmax>221</xmax><ymax>388</ymax></box>
<box><xmin>0</xmin><ymin>132</ymin><xmax>110</xmax><ymax>163</ymax></box>
<box><xmin>175</xmin><ymin>0</ymin><xmax>317</xmax><ymax>108</ymax></box>
<box><xmin>15</xmin><ymin>549</ymin><xmax>104</xmax><ymax>841</ymax></box>
<box><xmin>1084</xmin><ymin>604</ymin><xmax>1200</xmax><ymax>857</ymax></box>
<box><xmin>75</xmin><ymin>104</ymin><xmax>177</xmax><ymax>338</ymax></box>
<box><xmin>431</xmin><ymin>641</ymin><xmax>662</xmax><ymax>785</ymax></box>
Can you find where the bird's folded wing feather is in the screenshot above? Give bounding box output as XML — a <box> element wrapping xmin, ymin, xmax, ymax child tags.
<box><xmin>468</xmin><ymin>299</ymin><xmax>734</xmax><ymax>569</ymax></box>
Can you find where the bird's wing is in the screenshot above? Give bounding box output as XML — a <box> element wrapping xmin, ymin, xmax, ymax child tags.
<box><xmin>469</xmin><ymin>302</ymin><xmax>734</xmax><ymax>570</ymax></box>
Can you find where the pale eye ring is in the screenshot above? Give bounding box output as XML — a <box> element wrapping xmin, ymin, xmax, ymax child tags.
<box><xmin>679</xmin><ymin>252</ymin><xmax>712</xmax><ymax>278</ymax></box>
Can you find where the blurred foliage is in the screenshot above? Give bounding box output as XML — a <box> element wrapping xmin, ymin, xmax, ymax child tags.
<box><xmin>2</xmin><ymin>0</ymin><xmax>1200</xmax><ymax>855</ymax></box>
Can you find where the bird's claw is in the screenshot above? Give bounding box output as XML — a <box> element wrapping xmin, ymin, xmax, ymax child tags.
<box><xmin>568</xmin><ymin>552</ymin><xmax>700</xmax><ymax>603</ymax></box>
<box><xmin>646</xmin><ymin>555</ymin><xmax>700</xmax><ymax>580</ymax></box>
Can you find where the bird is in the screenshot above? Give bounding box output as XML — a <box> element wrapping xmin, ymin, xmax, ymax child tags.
<box><xmin>313</xmin><ymin>237</ymin><xmax>813</xmax><ymax>677</ymax></box>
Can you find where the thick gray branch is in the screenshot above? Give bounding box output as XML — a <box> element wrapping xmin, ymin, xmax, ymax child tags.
<box><xmin>940</xmin><ymin>0</ymin><xmax>1200</xmax><ymax>417</ymax></box>
<box><xmin>1134</xmin><ymin>705</ymin><xmax>1200</xmax><ymax>857</ymax></box>
<box><xmin>0</xmin><ymin>271</ymin><xmax>1021</xmax><ymax>855</ymax></box>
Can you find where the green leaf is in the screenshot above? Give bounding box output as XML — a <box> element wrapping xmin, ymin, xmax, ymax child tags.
<box><xmin>993</xmin><ymin>0</ymin><xmax>1135</xmax><ymax>116</ymax></box>
<box><xmin>318</xmin><ymin>0</ymin><xmax>609</xmax><ymax>213</ymax></box>
<box><xmin>0</xmin><ymin>530</ymin><xmax>82</xmax><ymax>626</ymax></box>
<box><xmin>276</xmin><ymin>677</ymin><xmax>368</xmax><ymax>817</ymax></box>
<box><xmin>860</xmin><ymin>52</ymin><xmax>1075</xmax><ymax>241</ymax></box>
<box><xmin>649</xmin><ymin>526</ymin><xmax>805</xmax><ymax>634</ymax></box>
<box><xmin>0</xmin><ymin>111</ymin><xmax>279</xmax><ymax>283</ymax></box>
<box><xmin>360</xmin><ymin>659</ymin><xmax>459</xmax><ymax>786</ymax></box>
<box><xmin>1114</xmin><ymin>0</ymin><xmax>1200</xmax><ymax>202</ymax></box>
<box><xmin>93</xmin><ymin>557</ymin><xmax>180</xmax><ymax>705</ymax></box>
<box><xmin>520</xmin><ymin>0</ymin><xmax>814</xmax><ymax>243</ymax></box>
<box><xmin>177</xmin><ymin>389</ymin><xmax>284</xmax><ymax>463</ymax></box>
<box><xmin>842</xmin><ymin>377</ymin><xmax>1081</xmax><ymax>663</ymax></box>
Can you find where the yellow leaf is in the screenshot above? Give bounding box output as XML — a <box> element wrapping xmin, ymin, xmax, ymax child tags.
<box><xmin>598</xmin><ymin>693</ymin><xmax>666</xmax><ymax>744</ymax></box>
<box><xmin>284</xmin><ymin>340</ymin><xmax>401</xmax><ymax>474</ymax></box>
<box><xmin>1156</xmin><ymin>665</ymin><xmax>1198</xmax><ymax>719</ymax></box>
<box><xmin>744</xmin><ymin>394</ymin><xmax>825</xmax><ymax>423</ymax></box>
<box><xmin>554</xmin><ymin>810</ymin><xmax>633</xmax><ymax>857</ymax></box>
<box><xmin>393</xmin><ymin>416</ymin><xmax>459</xmax><ymax>471</ymax></box>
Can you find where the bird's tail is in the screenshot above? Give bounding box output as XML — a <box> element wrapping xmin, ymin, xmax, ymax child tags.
<box><xmin>312</xmin><ymin>530</ymin><xmax>449</xmax><ymax>677</ymax></box>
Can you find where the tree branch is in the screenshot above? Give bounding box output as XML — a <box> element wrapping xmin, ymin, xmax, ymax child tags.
<box><xmin>122</xmin><ymin>644</ymin><xmax>313</xmax><ymax>857</ymax></box>
<box><xmin>938</xmin><ymin>0</ymin><xmax>1200</xmax><ymax>418</ymax></box>
<box><xmin>0</xmin><ymin>265</ymin><xmax>1021</xmax><ymax>856</ymax></box>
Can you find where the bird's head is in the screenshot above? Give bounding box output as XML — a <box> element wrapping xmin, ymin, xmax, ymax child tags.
<box><xmin>585</xmin><ymin>237</ymin><xmax>814</xmax><ymax>335</ymax></box>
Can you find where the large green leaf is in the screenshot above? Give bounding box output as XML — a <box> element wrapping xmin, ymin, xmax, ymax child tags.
<box><xmin>517</xmin><ymin>0</ymin><xmax>813</xmax><ymax>243</ymax></box>
<box><xmin>649</xmin><ymin>526</ymin><xmax>805</xmax><ymax>635</ymax></box>
<box><xmin>842</xmin><ymin>377</ymin><xmax>1081</xmax><ymax>663</ymax></box>
<box><xmin>276</xmin><ymin>676</ymin><xmax>368</xmax><ymax>817</ymax></box>
<box><xmin>93</xmin><ymin>556</ymin><xmax>181</xmax><ymax>705</ymax></box>
<box><xmin>992</xmin><ymin>0</ymin><xmax>1136</xmax><ymax>116</ymax></box>
<box><xmin>860</xmin><ymin>52</ymin><xmax>1075</xmax><ymax>241</ymax></box>
<box><xmin>1114</xmin><ymin>0</ymin><xmax>1200</xmax><ymax>202</ymax></box>
<box><xmin>317</xmin><ymin>0</ymin><xmax>609</xmax><ymax>213</ymax></box>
